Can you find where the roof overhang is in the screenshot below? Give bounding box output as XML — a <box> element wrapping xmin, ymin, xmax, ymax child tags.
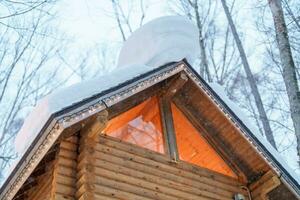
<box><xmin>1</xmin><ymin>60</ymin><xmax>299</xmax><ymax>199</ymax></box>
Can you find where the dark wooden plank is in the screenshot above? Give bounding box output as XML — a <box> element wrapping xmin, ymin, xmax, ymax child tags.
<box><xmin>107</xmin><ymin>80</ymin><xmax>165</xmax><ymax>120</ymax></box>
<box><xmin>159</xmin><ymin>97</ymin><xmax>179</xmax><ymax>161</ymax></box>
<box><xmin>163</xmin><ymin>72</ymin><xmax>188</xmax><ymax>100</ymax></box>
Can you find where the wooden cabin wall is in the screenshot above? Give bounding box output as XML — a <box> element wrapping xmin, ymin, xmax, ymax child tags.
<box><xmin>18</xmin><ymin>136</ymin><xmax>79</xmax><ymax>200</ymax></box>
<box><xmin>76</xmin><ymin>133</ymin><xmax>249</xmax><ymax>200</ymax></box>
<box><xmin>22</xmin><ymin>161</ymin><xmax>55</xmax><ymax>200</ymax></box>
<box><xmin>51</xmin><ymin>135</ymin><xmax>78</xmax><ymax>199</ymax></box>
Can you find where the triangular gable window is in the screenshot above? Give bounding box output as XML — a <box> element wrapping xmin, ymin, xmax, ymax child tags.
<box><xmin>102</xmin><ymin>93</ymin><xmax>236</xmax><ymax>178</ymax></box>
<box><xmin>103</xmin><ymin>97</ymin><xmax>165</xmax><ymax>153</ymax></box>
<box><xmin>171</xmin><ymin>103</ymin><xmax>237</xmax><ymax>178</ymax></box>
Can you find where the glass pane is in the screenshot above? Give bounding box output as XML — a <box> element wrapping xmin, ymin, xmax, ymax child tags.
<box><xmin>171</xmin><ymin>103</ymin><xmax>237</xmax><ymax>178</ymax></box>
<box><xmin>103</xmin><ymin>97</ymin><xmax>165</xmax><ymax>153</ymax></box>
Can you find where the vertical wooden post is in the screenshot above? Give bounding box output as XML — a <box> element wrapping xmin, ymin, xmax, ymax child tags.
<box><xmin>159</xmin><ymin>73</ymin><xmax>188</xmax><ymax>162</ymax></box>
<box><xmin>76</xmin><ymin>110</ymin><xmax>108</xmax><ymax>200</ymax></box>
<box><xmin>76</xmin><ymin>136</ymin><xmax>97</xmax><ymax>200</ymax></box>
<box><xmin>159</xmin><ymin>97</ymin><xmax>179</xmax><ymax>162</ymax></box>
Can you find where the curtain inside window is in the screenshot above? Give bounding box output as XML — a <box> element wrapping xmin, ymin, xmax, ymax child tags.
<box><xmin>103</xmin><ymin>97</ymin><xmax>165</xmax><ymax>153</ymax></box>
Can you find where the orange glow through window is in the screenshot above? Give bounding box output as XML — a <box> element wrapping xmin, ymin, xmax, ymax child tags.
<box><xmin>103</xmin><ymin>97</ymin><xmax>165</xmax><ymax>153</ymax></box>
<box><xmin>171</xmin><ymin>103</ymin><xmax>237</xmax><ymax>178</ymax></box>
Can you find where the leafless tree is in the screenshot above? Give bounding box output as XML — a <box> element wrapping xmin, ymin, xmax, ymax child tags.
<box><xmin>110</xmin><ymin>0</ymin><xmax>147</xmax><ymax>41</ymax></box>
<box><xmin>0</xmin><ymin>0</ymin><xmax>77</xmax><ymax>179</ymax></box>
<box><xmin>221</xmin><ymin>0</ymin><xmax>277</xmax><ymax>149</ymax></box>
<box><xmin>187</xmin><ymin>0</ymin><xmax>212</xmax><ymax>81</ymax></box>
<box><xmin>268</xmin><ymin>0</ymin><xmax>300</xmax><ymax>158</ymax></box>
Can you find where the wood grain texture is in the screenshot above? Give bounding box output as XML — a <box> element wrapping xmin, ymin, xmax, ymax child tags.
<box><xmin>76</xmin><ymin>134</ymin><xmax>249</xmax><ymax>200</ymax></box>
<box><xmin>51</xmin><ymin>136</ymin><xmax>79</xmax><ymax>200</ymax></box>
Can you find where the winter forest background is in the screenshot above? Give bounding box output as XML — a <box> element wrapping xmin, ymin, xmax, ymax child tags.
<box><xmin>0</xmin><ymin>0</ymin><xmax>300</xmax><ymax>183</ymax></box>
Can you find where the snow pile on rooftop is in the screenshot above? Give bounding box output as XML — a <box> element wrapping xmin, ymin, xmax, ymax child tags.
<box><xmin>15</xmin><ymin>64</ymin><xmax>152</xmax><ymax>154</ymax></box>
<box><xmin>117</xmin><ymin>16</ymin><xmax>200</xmax><ymax>68</ymax></box>
<box><xmin>15</xmin><ymin>16</ymin><xmax>200</xmax><ymax>155</ymax></box>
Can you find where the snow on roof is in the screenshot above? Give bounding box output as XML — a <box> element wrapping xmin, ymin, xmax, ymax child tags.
<box><xmin>209</xmin><ymin>82</ymin><xmax>300</xmax><ymax>186</ymax></box>
<box><xmin>15</xmin><ymin>64</ymin><xmax>152</xmax><ymax>155</ymax></box>
<box><xmin>15</xmin><ymin>15</ymin><xmax>200</xmax><ymax>156</ymax></box>
<box><xmin>117</xmin><ymin>16</ymin><xmax>199</xmax><ymax>68</ymax></box>
<box><xmin>6</xmin><ymin>15</ymin><xmax>300</xmax><ymax>197</ymax></box>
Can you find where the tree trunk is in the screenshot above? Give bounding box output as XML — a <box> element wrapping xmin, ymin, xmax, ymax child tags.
<box><xmin>268</xmin><ymin>0</ymin><xmax>300</xmax><ymax>159</ymax></box>
<box><xmin>220</xmin><ymin>0</ymin><xmax>277</xmax><ymax>149</ymax></box>
<box><xmin>192</xmin><ymin>0</ymin><xmax>212</xmax><ymax>82</ymax></box>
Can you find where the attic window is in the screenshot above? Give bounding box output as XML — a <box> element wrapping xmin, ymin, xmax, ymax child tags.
<box><xmin>103</xmin><ymin>96</ymin><xmax>165</xmax><ymax>153</ymax></box>
<box><xmin>171</xmin><ymin>103</ymin><xmax>237</xmax><ymax>178</ymax></box>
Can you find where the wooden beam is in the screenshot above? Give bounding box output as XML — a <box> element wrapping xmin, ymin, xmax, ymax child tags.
<box><xmin>163</xmin><ymin>72</ymin><xmax>188</xmax><ymax>100</ymax></box>
<box><xmin>76</xmin><ymin>122</ymin><xmax>102</xmax><ymax>200</ymax></box>
<box><xmin>174</xmin><ymin>96</ymin><xmax>249</xmax><ymax>183</ymax></box>
<box><xmin>250</xmin><ymin>170</ymin><xmax>281</xmax><ymax>200</ymax></box>
<box><xmin>107</xmin><ymin>80</ymin><xmax>164</xmax><ymax>120</ymax></box>
<box><xmin>158</xmin><ymin>72</ymin><xmax>188</xmax><ymax>161</ymax></box>
<box><xmin>159</xmin><ymin>97</ymin><xmax>179</xmax><ymax>162</ymax></box>
<box><xmin>82</xmin><ymin>110</ymin><xmax>108</xmax><ymax>139</ymax></box>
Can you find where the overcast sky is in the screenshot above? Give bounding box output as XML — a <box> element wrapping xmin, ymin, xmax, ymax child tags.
<box><xmin>55</xmin><ymin>0</ymin><xmax>266</xmax><ymax>73</ymax></box>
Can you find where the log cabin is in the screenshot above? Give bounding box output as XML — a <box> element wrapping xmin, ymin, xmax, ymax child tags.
<box><xmin>1</xmin><ymin>17</ymin><xmax>300</xmax><ymax>200</ymax></box>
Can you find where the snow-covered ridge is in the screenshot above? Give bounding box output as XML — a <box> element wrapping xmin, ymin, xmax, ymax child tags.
<box><xmin>117</xmin><ymin>16</ymin><xmax>200</xmax><ymax>68</ymax></box>
<box><xmin>15</xmin><ymin>64</ymin><xmax>152</xmax><ymax>154</ymax></box>
<box><xmin>15</xmin><ymin>16</ymin><xmax>200</xmax><ymax>155</ymax></box>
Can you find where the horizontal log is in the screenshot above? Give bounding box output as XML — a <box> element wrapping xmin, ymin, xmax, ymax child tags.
<box><xmin>56</xmin><ymin>165</ymin><xmax>77</xmax><ymax>178</ymax></box>
<box><xmin>95</xmin><ymin>137</ymin><xmax>244</xmax><ymax>190</ymax></box>
<box><xmin>53</xmin><ymin>193</ymin><xmax>75</xmax><ymax>200</ymax></box>
<box><xmin>85</xmin><ymin>147</ymin><xmax>246</xmax><ymax>196</ymax></box>
<box><xmin>54</xmin><ymin>174</ymin><xmax>76</xmax><ymax>187</ymax></box>
<box><xmin>97</xmin><ymin>135</ymin><xmax>240</xmax><ymax>185</ymax></box>
<box><xmin>60</xmin><ymin>141</ymin><xmax>78</xmax><ymax>152</ymax></box>
<box><xmin>91</xmin><ymin>163</ymin><xmax>230</xmax><ymax>200</ymax></box>
<box><xmin>93</xmin><ymin>157</ymin><xmax>234</xmax><ymax>197</ymax></box>
<box><xmin>78</xmin><ymin>193</ymin><xmax>118</xmax><ymax>200</ymax></box>
<box><xmin>54</xmin><ymin>183</ymin><xmax>76</xmax><ymax>196</ymax></box>
<box><xmin>57</xmin><ymin>156</ymin><xmax>77</xmax><ymax>169</ymax></box>
<box><xmin>89</xmin><ymin>174</ymin><xmax>188</xmax><ymax>200</ymax></box>
<box><xmin>58</xmin><ymin>148</ymin><xmax>78</xmax><ymax>160</ymax></box>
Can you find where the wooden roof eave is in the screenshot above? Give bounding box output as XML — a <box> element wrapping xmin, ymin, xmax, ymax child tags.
<box><xmin>182</xmin><ymin>60</ymin><xmax>300</xmax><ymax>199</ymax></box>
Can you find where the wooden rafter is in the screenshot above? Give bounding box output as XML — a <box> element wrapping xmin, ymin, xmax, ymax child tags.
<box><xmin>163</xmin><ymin>72</ymin><xmax>188</xmax><ymax>100</ymax></box>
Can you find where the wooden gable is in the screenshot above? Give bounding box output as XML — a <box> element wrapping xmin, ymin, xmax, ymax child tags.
<box><xmin>3</xmin><ymin>61</ymin><xmax>299</xmax><ymax>200</ymax></box>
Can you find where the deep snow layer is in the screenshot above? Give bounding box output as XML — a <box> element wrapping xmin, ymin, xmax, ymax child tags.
<box><xmin>117</xmin><ymin>16</ymin><xmax>200</xmax><ymax>68</ymax></box>
<box><xmin>15</xmin><ymin>64</ymin><xmax>152</xmax><ymax>154</ymax></box>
